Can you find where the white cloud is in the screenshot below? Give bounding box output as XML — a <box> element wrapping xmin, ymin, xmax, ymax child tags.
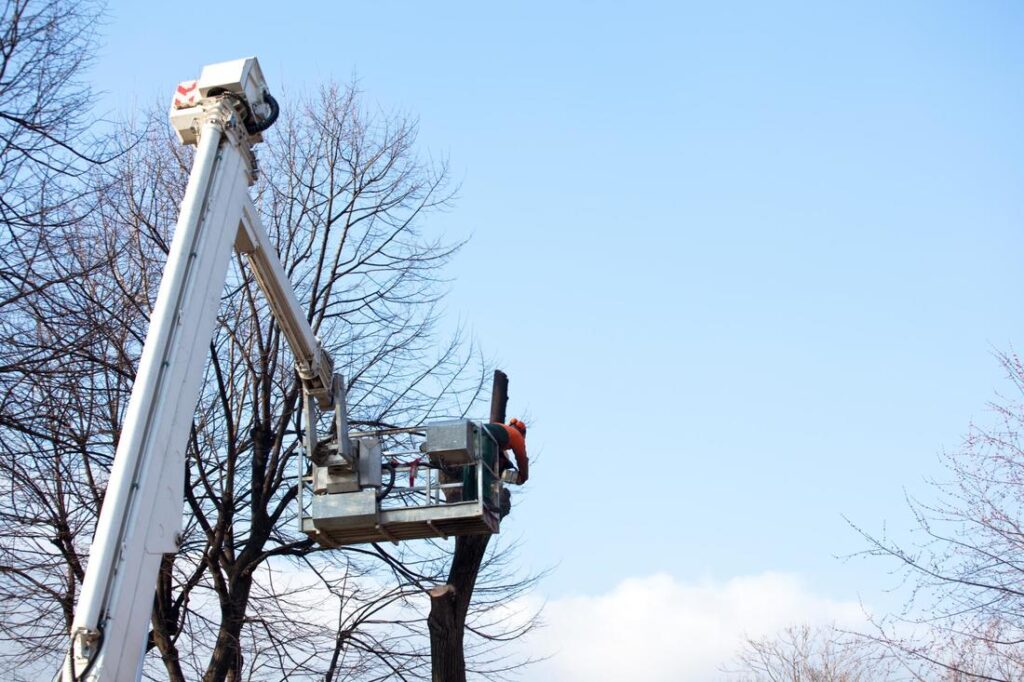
<box><xmin>512</xmin><ymin>572</ymin><xmax>867</xmax><ymax>681</ymax></box>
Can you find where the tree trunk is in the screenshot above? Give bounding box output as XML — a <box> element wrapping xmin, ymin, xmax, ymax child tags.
<box><xmin>151</xmin><ymin>554</ymin><xmax>186</xmax><ymax>682</ymax></box>
<box><xmin>204</xmin><ymin>424</ymin><xmax>273</xmax><ymax>681</ymax></box>
<box><xmin>488</xmin><ymin>371</ymin><xmax>509</xmax><ymax>426</ymax></box>
<box><xmin>203</xmin><ymin>576</ymin><xmax>253</xmax><ymax>682</ymax></box>
<box><xmin>428</xmin><ymin>370</ymin><xmax>509</xmax><ymax>682</ymax></box>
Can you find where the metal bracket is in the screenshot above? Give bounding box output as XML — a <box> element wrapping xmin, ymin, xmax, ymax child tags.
<box><xmin>332</xmin><ymin>374</ymin><xmax>353</xmax><ymax>465</ymax></box>
<box><xmin>71</xmin><ymin>625</ymin><xmax>100</xmax><ymax>674</ymax></box>
<box><xmin>305</xmin><ymin>373</ymin><xmax>354</xmax><ymax>468</ymax></box>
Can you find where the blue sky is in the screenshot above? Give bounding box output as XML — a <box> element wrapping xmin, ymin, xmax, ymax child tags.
<box><xmin>89</xmin><ymin>1</ymin><xmax>1024</xmax><ymax>675</ymax></box>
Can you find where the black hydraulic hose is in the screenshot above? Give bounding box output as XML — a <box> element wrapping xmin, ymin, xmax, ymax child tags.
<box><xmin>208</xmin><ymin>89</ymin><xmax>279</xmax><ymax>135</ymax></box>
<box><xmin>377</xmin><ymin>460</ymin><xmax>396</xmax><ymax>501</ymax></box>
<box><xmin>246</xmin><ymin>92</ymin><xmax>279</xmax><ymax>134</ymax></box>
<box><xmin>65</xmin><ymin>626</ymin><xmax>103</xmax><ymax>682</ymax></box>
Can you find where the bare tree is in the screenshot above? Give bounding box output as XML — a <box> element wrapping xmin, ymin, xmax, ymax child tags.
<box><xmin>0</xmin><ymin>82</ymin><xmax>540</xmax><ymax>681</ymax></box>
<box><xmin>853</xmin><ymin>351</ymin><xmax>1024</xmax><ymax>681</ymax></box>
<box><xmin>0</xmin><ymin>5</ymin><xmax>117</xmax><ymax>676</ymax></box>
<box><xmin>0</xmin><ymin>4</ymin><xmax>117</xmax><ymax>598</ymax></box>
<box><xmin>0</xmin><ymin>111</ymin><xmax>177</xmax><ymax>678</ymax></box>
<box><xmin>0</xmin><ymin>0</ymin><xmax>112</xmax><ymax>316</ymax></box>
<box><xmin>725</xmin><ymin>623</ymin><xmax>897</xmax><ymax>682</ymax></box>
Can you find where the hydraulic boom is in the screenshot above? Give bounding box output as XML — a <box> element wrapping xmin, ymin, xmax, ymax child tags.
<box><xmin>64</xmin><ymin>57</ymin><xmax>348</xmax><ymax>682</ymax></box>
<box><xmin>63</xmin><ymin>57</ymin><xmax>505</xmax><ymax>682</ymax></box>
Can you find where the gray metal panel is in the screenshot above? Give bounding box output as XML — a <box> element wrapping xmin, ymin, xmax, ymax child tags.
<box><xmin>357</xmin><ymin>436</ymin><xmax>382</xmax><ymax>488</ymax></box>
<box><xmin>312</xmin><ymin>465</ymin><xmax>359</xmax><ymax>494</ymax></box>
<box><xmin>311</xmin><ymin>436</ymin><xmax>382</xmax><ymax>493</ymax></box>
<box><xmin>310</xmin><ymin>489</ymin><xmax>378</xmax><ymax>530</ymax></box>
<box><xmin>422</xmin><ymin>419</ymin><xmax>477</xmax><ymax>466</ymax></box>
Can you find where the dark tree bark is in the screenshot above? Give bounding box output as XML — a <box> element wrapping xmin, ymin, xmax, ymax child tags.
<box><xmin>489</xmin><ymin>371</ymin><xmax>509</xmax><ymax>425</ymax></box>
<box><xmin>151</xmin><ymin>555</ymin><xmax>187</xmax><ymax>682</ymax></box>
<box><xmin>428</xmin><ymin>370</ymin><xmax>510</xmax><ymax>682</ymax></box>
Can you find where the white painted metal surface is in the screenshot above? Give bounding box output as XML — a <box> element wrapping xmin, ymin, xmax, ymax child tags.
<box><xmin>68</xmin><ymin>116</ymin><xmax>251</xmax><ymax>680</ymax></box>
<box><xmin>64</xmin><ymin>57</ymin><xmax>313</xmax><ymax>682</ymax></box>
<box><xmin>235</xmin><ymin>200</ymin><xmax>334</xmax><ymax>408</ymax></box>
<box><xmin>198</xmin><ymin>57</ymin><xmax>267</xmax><ymax>105</ymax></box>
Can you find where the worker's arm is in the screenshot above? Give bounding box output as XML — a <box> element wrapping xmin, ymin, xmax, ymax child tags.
<box><xmin>507</xmin><ymin>429</ymin><xmax>529</xmax><ymax>484</ymax></box>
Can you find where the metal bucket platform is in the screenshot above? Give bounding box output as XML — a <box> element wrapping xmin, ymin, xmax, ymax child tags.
<box><xmin>299</xmin><ymin>420</ymin><xmax>504</xmax><ymax>547</ymax></box>
<box><xmin>302</xmin><ymin>499</ymin><xmax>498</xmax><ymax>546</ymax></box>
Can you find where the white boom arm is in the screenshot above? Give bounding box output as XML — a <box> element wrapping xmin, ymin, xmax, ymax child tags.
<box><xmin>64</xmin><ymin>58</ymin><xmax>343</xmax><ymax>681</ymax></box>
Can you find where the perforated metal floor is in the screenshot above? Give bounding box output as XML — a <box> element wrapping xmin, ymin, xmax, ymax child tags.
<box><xmin>303</xmin><ymin>500</ymin><xmax>499</xmax><ymax>547</ymax></box>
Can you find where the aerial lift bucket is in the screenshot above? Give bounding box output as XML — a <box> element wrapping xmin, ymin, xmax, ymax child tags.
<box><xmin>300</xmin><ymin>420</ymin><xmax>504</xmax><ymax>546</ymax></box>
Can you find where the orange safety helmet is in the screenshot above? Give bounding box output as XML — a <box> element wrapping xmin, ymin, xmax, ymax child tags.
<box><xmin>509</xmin><ymin>418</ymin><xmax>527</xmax><ymax>436</ymax></box>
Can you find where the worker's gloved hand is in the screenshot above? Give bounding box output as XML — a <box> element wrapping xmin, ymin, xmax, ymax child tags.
<box><xmin>501</xmin><ymin>468</ymin><xmax>529</xmax><ymax>485</ymax></box>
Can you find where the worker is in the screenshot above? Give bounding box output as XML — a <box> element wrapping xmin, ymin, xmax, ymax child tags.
<box><xmin>484</xmin><ymin>418</ymin><xmax>529</xmax><ymax>485</ymax></box>
<box><xmin>439</xmin><ymin>418</ymin><xmax>529</xmax><ymax>506</ymax></box>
